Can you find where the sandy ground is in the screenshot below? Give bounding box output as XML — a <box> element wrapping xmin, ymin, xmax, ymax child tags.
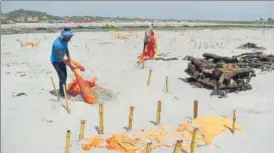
<box><xmin>1</xmin><ymin>29</ymin><xmax>274</xmax><ymax>153</ymax></box>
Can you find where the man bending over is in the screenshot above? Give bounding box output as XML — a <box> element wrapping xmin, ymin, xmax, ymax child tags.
<box><xmin>50</xmin><ymin>27</ymin><xmax>74</xmax><ymax>97</ymax></box>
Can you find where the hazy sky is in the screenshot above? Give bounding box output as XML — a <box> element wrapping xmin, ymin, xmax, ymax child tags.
<box><xmin>1</xmin><ymin>1</ymin><xmax>274</xmax><ymax>21</ymax></box>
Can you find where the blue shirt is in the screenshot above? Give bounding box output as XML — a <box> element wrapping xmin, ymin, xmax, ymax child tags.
<box><xmin>50</xmin><ymin>36</ymin><xmax>68</xmax><ymax>62</ymax></box>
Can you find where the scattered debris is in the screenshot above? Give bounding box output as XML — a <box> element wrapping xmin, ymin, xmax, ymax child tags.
<box><xmin>232</xmin><ymin>52</ymin><xmax>274</xmax><ymax>71</ymax></box>
<box><xmin>237</xmin><ymin>42</ymin><xmax>266</xmax><ymax>50</ymax></box>
<box><xmin>154</xmin><ymin>52</ymin><xmax>179</xmax><ymax>61</ymax></box>
<box><xmin>202</xmin><ymin>52</ymin><xmax>274</xmax><ymax>71</ymax></box>
<box><xmin>184</xmin><ymin>56</ymin><xmax>255</xmax><ymax>98</ymax></box>
<box><xmin>42</xmin><ymin>119</ymin><xmax>54</xmax><ymax>123</ymax></box>
<box><xmin>13</xmin><ymin>92</ymin><xmax>27</xmax><ymax>97</ymax></box>
<box><xmin>183</xmin><ymin>51</ymin><xmax>274</xmax><ymax>97</ymax></box>
<box><xmin>155</xmin><ymin>57</ymin><xmax>179</xmax><ymax>61</ymax></box>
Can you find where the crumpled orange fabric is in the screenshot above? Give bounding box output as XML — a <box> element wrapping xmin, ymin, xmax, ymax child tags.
<box><xmin>70</xmin><ymin>60</ymin><xmax>85</xmax><ymax>71</ymax></box>
<box><xmin>66</xmin><ymin>60</ymin><xmax>97</xmax><ymax>104</ymax></box>
<box><xmin>72</xmin><ymin>69</ymin><xmax>97</xmax><ymax>104</ymax></box>
<box><xmin>81</xmin><ymin>116</ymin><xmax>243</xmax><ymax>153</ymax></box>
<box><xmin>67</xmin><ymin>77</ymin><xmax>97</xmax><ymax>96</ymax></box>
<box><xmin>139</xmin><ymin>30</ymin><xmax>158</xmax><ymax>63</ymax></box>
<box><xmin>23</xmin><ymin>42</ymin><xmax>38</xmax><ymax>47</ymax></box>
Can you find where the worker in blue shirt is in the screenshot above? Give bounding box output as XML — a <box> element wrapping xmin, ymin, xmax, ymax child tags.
<box><xmin>50</xmin><ymin>27</ymin><xmax>74</xmax><ymax>97</ymax></box>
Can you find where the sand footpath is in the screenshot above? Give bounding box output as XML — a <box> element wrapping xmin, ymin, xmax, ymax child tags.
<box><xmin>1</xmin><ymin>29</ymin><xmax>274</xmax><ymax>153</ymax></box>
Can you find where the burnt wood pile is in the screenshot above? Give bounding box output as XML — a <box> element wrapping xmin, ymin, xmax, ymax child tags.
<box><xmin>183</xmin><ymin>51</ymin><xmax>274</xmax><ymax>98</ymax></box>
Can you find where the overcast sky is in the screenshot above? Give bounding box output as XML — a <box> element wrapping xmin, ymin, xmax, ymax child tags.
<box><xmin>1</xmin><ymin>1</ymin><xmax>274</xmax><ymax>21</ymax></box>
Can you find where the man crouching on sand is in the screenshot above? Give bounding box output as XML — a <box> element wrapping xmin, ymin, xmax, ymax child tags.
<box><xmin>50</xmin><ymin>27</ymin><xmax>74</xmax><ymax>97</ymax></box>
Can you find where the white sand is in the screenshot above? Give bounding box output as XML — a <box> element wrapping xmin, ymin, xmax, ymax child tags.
<box><xmin>1</xmin><ymin>29</ymin><xmax>274</xmax><ymax>153</ymax></box>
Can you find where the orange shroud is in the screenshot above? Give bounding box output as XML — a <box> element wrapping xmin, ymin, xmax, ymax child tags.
<box><xmin>70</xmin><ymin>60</ymin><xmax>85</xmax><ymax>71</ymax></box>
<box><xmin>81</xmin><ymin>116</ymin><xmax>244</xmax><ymax>152</ymax></box>
<box><xmin>139</xmin><ymin>30</ymin><xmax>157</xmax><ymax>63</ymax></box>
<box><xmin>23</xmin><ymin>42</ymin><xmax>38</xmax><ymax>47</ymax></box>
<box><xmin>66</xmin><ymin>60</ymin><xmax>97</xmax><ymax>104</ymax></box>
<box><xmin>67</xmin><ymin>77</ymin><xmax>97</xmax><ymax>96</ymax></box>
<box><xmin>72</xmin><ymin>69</ymin><xmax>97</xmax><ymax>104</ymax></box>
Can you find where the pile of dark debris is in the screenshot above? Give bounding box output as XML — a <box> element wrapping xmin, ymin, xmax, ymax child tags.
<box><xmin>182</xmin><ymin>43</ymin><xmax>274</xmax><ymax>98</ymax></box>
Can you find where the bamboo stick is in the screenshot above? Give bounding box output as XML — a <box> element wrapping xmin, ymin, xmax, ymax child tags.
<box><xmin>156</xmin><ymin>101</ymin><xmax>162</xmax><ymax>125</ymax></box>
<box><xmin>50</xmin><ymin>76</ymin><xmax>59</xmax><ymax>100</ymax></box>
<box><xmin>80</xmin><ymin>120</ymin><xmax>85</xmax><ymax>140</ymax></box>
<box><xmin>173</xmin><ymin>140</ymin><xmax>183</xmax><ymax>153</ymax></box>
<box><xmin>190</xmin><ymin>128</ymin><xmax>198</xmax><ymax>153</ymax></box>
<box><xmin>165</xmin><ymin>76</ymin><xmax>169</xmax><ymax>92</ymax></box>
<box><xmin>147</xmin><ymin>69</ymin><xmax>152</xmax><ymax>86</ymax></box>
<box><xmin>232</xmin><ymin>109</ymin><xmax>236</xmax><ymax>134</ymax></box>
<box><xmin>99</xmin><ymin>104</ymin><xmax>104</xmax><ymax>134</ymax></box>
<box><xmin>145</xmin><ymin>142</ymin><xmax>153</xmax><ymax>153</ymax></box>
<box><xmin>65</xmin><ymin>130</ymin><xmax>71</xmax><ymax>153</ymax></box>
<box><xmin>194</xmin><ymin>100</ymin><xmax>198</xmax><ymax>119</ymax></box>
<box><xmin>128</xmin><ymin>106</ymin><xmax>134</xmax><ymax>130</ymax></box>
<box><xmin>63</xmin><ymin>84</ymin><xmax>70</xmax><ymax>114</ymax></box>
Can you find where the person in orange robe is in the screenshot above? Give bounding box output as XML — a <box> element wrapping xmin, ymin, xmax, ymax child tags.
<box><xmin>143</xmin><ymin>23</ymin><xmax>154</xmax><ymax>52</ymax></box>
<box><xmin>139</xmin><ymin>23</ymin><xmax>156</xmax><ymax>63</ymax></box>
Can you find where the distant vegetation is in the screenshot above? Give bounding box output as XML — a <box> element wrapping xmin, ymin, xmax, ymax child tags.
<box><xmin>1</xmin><ymin>9</ymin><xmax>62</xmax><ymax>22</ymax></box>
<box><xmin>0</xmin><ymin>9</ymin><xmax>155</xmax><ymax>23</ymax></box>
<box><xmin>1</xmin><ymin>9</ymin><xmax>274</xmax><ymax>35</ymax></box>
<box><xmin>1</xmin><ymin>9</ymin><xmax>274</xmax><ymax>24</ymax></box>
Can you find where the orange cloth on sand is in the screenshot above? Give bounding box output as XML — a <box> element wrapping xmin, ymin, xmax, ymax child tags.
<box><xmin>139</xmin><ymin>30</ymin><xmax>157</xmax><ymax>63</ymax></box>
<box><xmin>72</xmin><ymin>69</ymin><xmax>96</xmax><ymax>104</ymax></box>
<box><xmin>67</xmin><ymin>77</ymin><xmax>97</xmax><ymax>96</ymax></box>
<box><xmin>70</xmin><ymin>60</ymin><xmax>85</xmax><ymax>71</ymax></box>
<box><xmin>66</xmin><ymin>60</ymin><xmax>97</xmax><ymax>104</ymax></box>
<box><xmin>23</xmin><ymin>42</ymin><xmax>38</xmax><ymax>47</ymax></box>
<box><xmin>81</xmin><ymin>116</ymin><xmax>244</xmax><ymax>153</ymax></box>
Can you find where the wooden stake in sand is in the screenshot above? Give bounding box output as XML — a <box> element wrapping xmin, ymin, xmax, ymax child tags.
<box><xmin>165</xmin><ymin>76</ymin><xmax>169</xmax><ymax>92</ymax></box>
<box><xmin>79</xmin><ymin>120</ymin><xmax>86</xmax><ymax>140</ymax></box>
<box><xmin>190</xmin><ymin>128</ymin><xmax>198</xmax><ymax>153</ymax></box>
<box><xmin>156</xmin><ymin>101</ymin><xmax>162</xmax><ymax>125</ymax></box>
<box><xmin>63</xmin><ymin>84</ymin><xmax>71</xmax><ymax>114</ymax></box>
<box><xmin>269</xmin><ymin>63</ymin><xmax>274</xmax><ymax>71</ymax></box>
<box><xmin>65</xmin><ymin>130</ymin><xmax>71</xmax><ymax>153</ymax></box>
<box><xmin>50</xmin><ymin>76</ymin><xmax>60</xmax><ymax>100</ymax></box>
<box><xmin>141</xmin><ymin>62</ymin><xmax>145</xmax><ymax>69</ymax></box>
<box><xmin>193</xmin><ymin>100</ymin><xmax>198</xmax><ymax>119</ymax></box>
<box><xmin>147</xmin><ymin>69</ymin><xmax>152</xmax><ymax>86</ymax></box>
<box><xmin>173</xmin><ymin>140</ymin><xmax>183</xmax><ymax>153</ymax></box>
<box><xmin>145</xmin><ymin>142</ymin><xmax>153</xmax><ymax>153</ymax></box>
<box><xmin>99</xmin><ymin>104</ymin><xmax>104</xmax><ymax>134</ymax></box>
<box><xmin>128</xmin><ymin>106</ymin><xmax>135</xmax><ymax>130</ymax></box>
<box><xmin>232</xmin><ymin>109</ymin><xmax>236</xmax><ymax>134</ymax></box>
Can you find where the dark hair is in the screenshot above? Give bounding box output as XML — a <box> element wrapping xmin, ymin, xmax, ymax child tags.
<box><xmin>63</xmin><ymin>27</ymin><xmax>71</xmax><ymax>32</ymax></box>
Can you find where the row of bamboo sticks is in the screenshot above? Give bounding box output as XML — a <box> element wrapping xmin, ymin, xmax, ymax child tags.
<box><xmin>63</xmin><ymin>101</ymin><xmax>237</xmax><ymax>153</ymax></box>
<box><xmin>50</xmin><ymin>68</ymin><xmax>237</xmax><ymax>153</ymax></box>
